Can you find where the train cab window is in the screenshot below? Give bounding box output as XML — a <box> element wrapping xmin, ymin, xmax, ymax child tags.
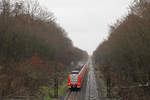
<box><xmin>71</xmin><ymin>71</ymin><xmax>79</xmax><ymax>74</ymax></box>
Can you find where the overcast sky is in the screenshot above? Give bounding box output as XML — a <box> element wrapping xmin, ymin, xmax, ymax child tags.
<box><xmin>39</xmin><ymin>0</ymin><xmax>134</xmax><ymax>55</ymax></box>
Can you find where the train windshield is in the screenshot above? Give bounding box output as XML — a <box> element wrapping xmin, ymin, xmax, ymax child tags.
<box><xmin>71</xmin><ymin>71</ymin><xmax>79</xmax><ymax>74</ymax></box>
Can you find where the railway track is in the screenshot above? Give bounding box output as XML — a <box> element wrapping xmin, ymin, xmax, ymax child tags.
<box><xmin>64</xmin><ymin>90</ymin><xmax>80</xmax><ymax>100</ymax></box>
<box><xmin>85</xmin><ymin>60</ymin><xmax>99</xmax><ymax>100</ymax></box>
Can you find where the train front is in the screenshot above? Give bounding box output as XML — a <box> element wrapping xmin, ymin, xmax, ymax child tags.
<box><xmin>68</xmin><ymin>70</ymin><xmax>80</xmax><ymax>89</ymax></box>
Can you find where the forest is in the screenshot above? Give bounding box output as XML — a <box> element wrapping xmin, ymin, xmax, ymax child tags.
<box><xmin>93</xmin><ymin>0</ymin><xmax>150</xmax><ymax>100</ymax></box>
<box><xmin>0</xmin><ymin>0</ymin><xmax>88</xmax><ymax>99</ymax></box>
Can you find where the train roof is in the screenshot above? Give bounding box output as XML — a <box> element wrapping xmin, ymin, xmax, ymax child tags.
<box><xmin>71</xmin><ymin>64</ymin><xmax>85</xmax><ymax>74</ymax></box>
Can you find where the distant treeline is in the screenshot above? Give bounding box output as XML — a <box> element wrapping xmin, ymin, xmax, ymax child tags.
<box><xmin>93</xmin><ymin>0</ymin><xmax>150</xmax><ymax>100</ymax></box>
<box><xmin>0</xmin><ymin>0</ymin><xmax>88</xmax><ymax>99</ymax></box>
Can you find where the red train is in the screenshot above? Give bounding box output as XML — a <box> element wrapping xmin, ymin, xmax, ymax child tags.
<box><xmin>68</xmin><ymin>64</ymin><xmax>87</xmax><ymax>90</ymax></box>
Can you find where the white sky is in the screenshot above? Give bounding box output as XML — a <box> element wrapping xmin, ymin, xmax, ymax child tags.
<box><xmin>39</xmin><ymin>0</ymin><xmax>133</xmax><ymax>55</ymax></box>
